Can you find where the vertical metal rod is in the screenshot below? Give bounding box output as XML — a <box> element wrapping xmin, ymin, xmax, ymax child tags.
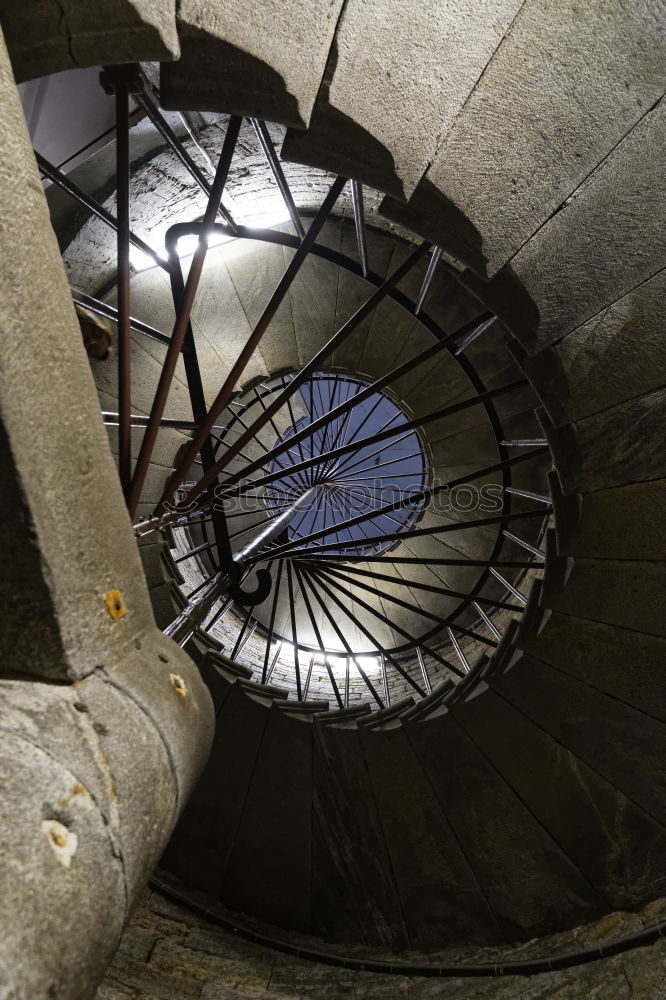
<box><xmin>198</xmin><ymin>312</ymin><xmax>493</xmax><ymax>498</ymax></box>
<box><xmin>489</xmin><ymin>567</ymin><xmax>527</xmax><ymax>605</ymax></box>
<box><xmin>501</xmin><ymin>438</ymin><xmax>548</xmax><ymax>447</ymax></box>
<box><xmin>266</xmin><ymin>640</ymin><xmax>283</xmax><ymax>684</ymax></box>
<box><xmin>454</xmin><ymin>314</ymin><xmax>495</xmax><ymax>355</ymax></box>
<box><xmin>206</xmin><ymin>597</ymin><xmax>233</xmax><ymax>632</ymax></box>
<box><xmin>135</xmin><ymin>80</ymin><xmax>238</xmax><ymax>232</ymax></box>
<box><xmin>416</xmin><ymin>646</ymin><xmax>432</xmax><ymax>695</ymax></box>
<box><xmin>166</xmin><ymin>231</ymin><xmax>234</xmax><ymax>566</ymax></box>
<box><xmin>164</xmin><ymin>488</ymin><xmax>313</xmax><ymax>645</ymax></box>
<box><xmin>115</xmin><ymin>81</ymin><xmax>132</xmax><ymax>500</ymax></box>
<box><xmin>238</xmin><ymin>622</ymin><xmax>257</xmax><ymax>657</ymax></box>
<box><xmin>447</xmin><ymin>627</ymin><xmax>470</xmax><ymax>674</ymax></box>
<box><xmin>155</xmin><ymin>175</ymin><xmax>347</xmax><ymax>512</ymax></box>
<box><xmin>127</xmin><ymin>115</ymin><xmax>242</xmax><ymax>517</ymax></box>
<box><xmin>502</xmin><ymin>529</ymin><xmax>546</xmax><ymax>558</ymax></box>
<box><xmin>34</xmin><ymin>151</ymin><xmax>170</xmax><ymax>272</ymax></box>
<box><xmin>415</xmin><ymin>246</ymin><xmax>442</xmax><ymax>315</ymax></box>
<box><xmin>350</xmin><ymin>180</ymin><xmax>368</xmax><ymax>277</ymax></box>
<box><xmin>344</xmin><ymin>657</ymin><xmax>350</xmax><ymax>708</ymax></box>
<box><xmin>286</xmin><ymin>561</ymin><xmax>302</xmax><ymax>699</ymax></box>
<box><xmin>300</xmin><ymin>567</ymin><xmax>385</xmax><ymax>706</ymax></box>
<box><xmin>309</xmin><ymin>565</ymin><xmax>459</xmax><ymax>678</ymax></box>
<box><xmin>505</xmin><ymin>486</ymin><xmax>552</xmax><ymax>504</ymax></box>
<box><xmin>162</xmin><ymin>238</ymin><xmax>430</xmax><ymax>513</ymax></box>
<box><xmin>251</xmin><ymin>118</ymin><xmax>305</xmax><ymax>239</ymax></box>
<box><xmin>231</xmin><ymin>603</ymin><xmax>254</xmax><ymax>659</ymax></box>
<box><xmin>303</xmin><ymin>654</ymin><xmax>315</xmax><ymax>700</ymax></box>
<box><xmin>314</xmin><ymin>562</ymin><xmax>493</xmax><ymax>646</ymax></box>
<box><xmin>262</xmin><ymin>561</ymin><xmax>284</xmax><ymax>683</ymax></box>
<box><xmin>380</xmin><ymin>653</ymin><xmax>391</xmax><ymax>707</ymax></box>
<box><xmin>259</xmin><ymin>490</ymin><xmax>547</xmax><ymax>562</ymax></box>
<box><xmin>307</xmin><ymin>567</ymin><xmax>420</xmax><ymax>697</ymax></box>
<box><xmin>227</xmin><ymin>375</ymin><xmax>525</xmax><ymax>502</ymax></box>
<box><xmin>292</xmin><ymin>566</ymin><xmax>345</xmax><ymax>711</ymax></box>
<box><xmin>473</xmin><ymin>601</ymin><xmax>502</xmax><ymax>641</ymax></box>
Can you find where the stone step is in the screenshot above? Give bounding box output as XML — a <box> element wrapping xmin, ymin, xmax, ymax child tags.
<box><xmin>490</xmin><ymin>654</ymin><xmax>666</xmax><ymax>825</ymax></box>
<box><xmin>311</xmin><ymin>722</ymin><xmax>409</xmax><ymax>950</ymax></box>
<box><xmin>450</xmin><ymin>684</ymin><xmax>666</xmax><ymax>910</ymax></box>
<box><xmin>160</xmin><ymin>0</ymin><xmax>345</xmax><ymax>129</ymax></box>
<box><xmin>405</xmin><ymin>709</ymin><xmax>606</xmax><ymax>942</ymax></box>
<box><xmin>380</xmin><ymin>1</ymin><xmax>664</xmax><ymax>279</ymax></box>
<box><xmin>160</xmin><ymin>677</ymin><xmax>275</xmax><ymax>899</ymax></box>
<box><xmin>360</xmin><ymin>722</ymin><xmax>502</xmax><ymax>949</ymax></box>
<box><xmin>282</xmin><ymin>0</ymin><xmax>522</xmax><ymax>202</ymax></box>
<box><xmin>521</xmin><ymin>612</ymin><xmax>666</xmax><ymax>724</ymax></box>
<box><xmin>220</xmin><ymin>701</ymin><xmax>317</xmax><ymax>931</ymax></box>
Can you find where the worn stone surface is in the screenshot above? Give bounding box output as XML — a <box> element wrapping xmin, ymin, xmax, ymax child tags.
<box><xmin>221</xmin><ymin>707</ymin><xmax>315</xmax><ymax>931</ymax></box>
<box><xmin>283</xmin><ymin>0</ymin><xmax>522</xmax><ymax>199</ymax></box>
<box><xmin>511</xmin><ymin>99</ymin><xmax>665</xmax><ymax>352</ymax></box>
<box><xmin>549</xmin><ymin>270</ymin><xmax>666</xmax><ymax>425</ymax></box>
<box><xmin>96</xmin><ymin>880</ymin><xmax>666</xmax><ymax>999</ymax></box>
<box><xmin>162</xmin><ymin>680</ymin><xmax>271</xmax><ymax>899</ymax></box>
<box><xmin>361</xmin><ymin>724</ymin><xmax>502</xmax><ymax>949</ymax></box>
<box><xmin>547</xmin><ymin>557</ymin><xmax>665</xmax><ymax>637</ymax></box>
<box><xmin>570</xmin><ymin>388</ymin><xmax>666</xmax><ymax>494</ymax></box>
<box><xmin>410</xmin><ymin>0</ymin><xmax>666</xmax><ymax>277</ymax></box>
<box><xmin>0</xmin><ymin>0</ymin><xmax>179</xmax><ymax>83</ymax></box>
<box><xmin>407</xmin><ymin>712</ymin><xmax>607</xmax><ymax>942</ymax></box>
<box><xmin>0</xmin><ymin>32</ymin><xmax>160</xmax><ymax>681</ymax></box>
<box><xmin>452</xmin><ymin>686</ymin><xmax>666</xmax><ymax>909</ymax></box>
<box><xmin>575</xmin><ymin>479</ymin><xmax>666</xmax><ymax>561</ymax></box>
<box><xmin>523</xmin><ymin>612</ymin><xmax>666</xmax><ymax>723</ymax></box>
<box><xmin>0</xmin><ymin>731</ymin><xmax>126</xmax><ymax>1000</ymax></box>
<box><xmin>160</xmin><ymin>0</ymin><xmax>345</xmax><ymax>127</ymax></box>
<box><xmin>493</xmin><ymin>655</ymin><xmax>666</xmax><ymax>826</ymax></box>
<box><xmin>312</xmin><ymin>724</ymin><xmax>408</xmax><ymax>949</ymax></box>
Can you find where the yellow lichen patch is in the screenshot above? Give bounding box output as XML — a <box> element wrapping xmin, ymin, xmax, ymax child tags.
<box><xmin>169</xmin><ymin>674</ymin><xmax>188</xmax><ymax>698</ymax></box>
<box><xmin>105</xmin><ymin>589</ymin><xmax>127</xmax><ymax>620</ymax></box>
<box><xmin>42</xmin><ymin>820</ymin><xmax>78</xmax><ymax>868</ymax></box>
<box><xmin>58</xmin><ymin>780</ymin><xmax>87</xmax><ymax>809</ymax></box>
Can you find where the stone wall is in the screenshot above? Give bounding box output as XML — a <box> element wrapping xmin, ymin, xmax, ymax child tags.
<box><xmin>98</xmin><ymin>888</ymin><xmax>666</xmax><ymax>999</ymax></box>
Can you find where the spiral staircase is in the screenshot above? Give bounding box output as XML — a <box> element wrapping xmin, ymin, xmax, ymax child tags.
<box><xmin>0</xmin><ymin>3</ymin><xmax>664</xmax><ymax>999</ymax></box>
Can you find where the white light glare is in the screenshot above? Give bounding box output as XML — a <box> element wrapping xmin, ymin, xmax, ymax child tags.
<box><xmin>128</xmin><ymin>230</ymin><xmax>233</xmax><ymax>273</ymax></box>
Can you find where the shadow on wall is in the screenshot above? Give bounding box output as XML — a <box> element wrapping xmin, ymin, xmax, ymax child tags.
<box><xmin>382</xmin><ymin>177</ymin><xmax>488</xmax><ymax>277</ymax></box>
<box><xmin>282</xmin><ymin>34</ymin><xmax>405</xmax><ymax>201</ymax></box>
<box><xmin>160</xmin><ymin>31</ymin><xmax>303</xmax><ymax>128</ymax></box>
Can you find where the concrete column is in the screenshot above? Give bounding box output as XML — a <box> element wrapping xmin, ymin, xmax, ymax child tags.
<box><xmin>0</xmin><ymin>30</ymin><xmax>214</xmax><ymax>1000</ymax></box>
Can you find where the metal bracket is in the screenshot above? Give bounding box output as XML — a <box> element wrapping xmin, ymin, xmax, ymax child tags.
<box><xmin>225</xmin><ymin>564</ymin><xmax>273</xmax><ymax>607</ymax></box>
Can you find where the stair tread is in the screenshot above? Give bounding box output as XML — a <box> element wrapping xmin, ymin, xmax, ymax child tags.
<box><xmin>522</xmin><ymin>611</ymin><xmax>666</xmax><ymax>723</ymax></box>
<box><xmin>312</xmin><ymin>724</ymin><xmax>409</xmax><ymax>950</ymax></box>
<box><xmin>406</xmin><ymin>712</ymin><xmax>607</xmax><ymax>941</ymax></box>
<box><xmin>221</xmin><ymin>704</ymin><xmax>315</xmax><ymax>932</ymax></box>
<box><xmin>160</xmin><ymin>679</ymin><xmax>272</xmax><ymax>898</ymax></box>
<box><xmin>492</xmin><ymin>654</ymin><xmax>666</xmax><ymax>826</ymax></box>
<box><xmin>360</xmin><ymin>724</ymin><xmax>502</xmax><ymax>949</ymax></box>
<box><xmin>451</xmin><ymin>685</ymin><xmax>666</xmax><ymax>909</ymax></box>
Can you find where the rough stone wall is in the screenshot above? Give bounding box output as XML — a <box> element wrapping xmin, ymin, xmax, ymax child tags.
<box><xmin>57</xmin><ymin>117</ymin><xmax>399</xmax><ymax>299</ymax></box>
<box><xmin>97</xmin><ymin>889</ymin><xmax>666</xmax><ymax>1000</ymax></box>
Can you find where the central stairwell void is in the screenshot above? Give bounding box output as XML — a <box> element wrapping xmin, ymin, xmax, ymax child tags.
<box><xmin>36</xmin><ymin>75</ymin><xmax>665</xmax><ymax>971</ymax></box>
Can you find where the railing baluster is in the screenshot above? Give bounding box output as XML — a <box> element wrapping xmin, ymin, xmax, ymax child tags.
<box><xmin>128</xmin><ymin>116</ymin><xmax>243</xmax><ymax>517</ymax></box>
<box><xmin>447</xmin><ymin>627</ymin><xmax>470</xmax><ymax>674</ymax></box>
